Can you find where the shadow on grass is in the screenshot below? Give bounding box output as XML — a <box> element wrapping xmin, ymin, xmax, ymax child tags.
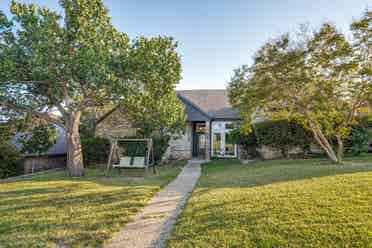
<box><xmin>1</xmin><ymin>161</ymin><xmax>185</xmax><ymax>187</ymax></box>
<box><xmin>168</xmin><ymin>155</ymin><xmax>372</xmax><ymax>247</ymax></box>
<box><xmin>198</xmin><ymin>154</ymin><xmax>372</xmax><ymax>189</ymax></box>
<box><xmin>0</xmin><ymin>162</ymin><xmax>186</xmax><ymax>247</ymax></box>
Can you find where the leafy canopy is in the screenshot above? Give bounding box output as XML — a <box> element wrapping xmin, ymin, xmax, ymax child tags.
<box><xmin>0</xmin><ymin>0</ymin><xmax>185</xmax><ymax>175</ymax></box>
<box><xmin>229</xmin><ymin>10</ymin><xmax>371</xmax><ymax>162</ymax></box>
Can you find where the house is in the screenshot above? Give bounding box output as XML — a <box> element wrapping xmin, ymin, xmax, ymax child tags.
<box><xmin>12</xmin><ymin>126</ymin><xmax>67</xmax><ymax>173</ymax></box>
<box><xmin>96</xmin><ymin>89</ymin><xmax>243</xmax><ymax>161</ymax></box>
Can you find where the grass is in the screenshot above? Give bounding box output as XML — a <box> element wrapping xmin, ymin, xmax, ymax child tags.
<box><xmin>0</xmin><ymin>161</ymin><xmax>185</xmax><ymax>248</ymax></box>
<box><xmin>167</xmin><ymin>155</ymin><xmax>372</xmax><ymax>248</ymax></box>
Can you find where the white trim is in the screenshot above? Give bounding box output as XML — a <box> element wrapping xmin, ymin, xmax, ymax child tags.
<box><xmin>211</xmin><ymin>121</ymin><xmax>237</xmax><ymax>158</ymax></box>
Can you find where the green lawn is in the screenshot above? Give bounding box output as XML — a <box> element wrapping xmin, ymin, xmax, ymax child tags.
<box><xmin>0</xmin><ymin>162</ymin><xmax>185</xmax><ymax>247</ymax></box>
<box><xmin>167</xmin><ymin>155</ymin><xmax>372</xmax><ymax>248</ymax></box>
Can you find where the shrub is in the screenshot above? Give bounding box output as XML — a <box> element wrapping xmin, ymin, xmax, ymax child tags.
<box><xmin>344</xmin><ymin>117</ymin><xmax>372</xmax><ymax>155</ymax></box>
<box><xmin>152</xmin><ymin>135</ymin><xmax>170</xmax><ymax>164</ymax></box>
<box><xmin>81</xmin><ymin>136</ymin><xmax>111</xmax><ymax>166</ymax></box>
<box><xmin>230</xmin><ymin>128</ymin><xmax>257</xmax><ymax>157</ymax></box>
<box><xmin>19</xmin><ymin>124</ymin><xmax>57</xmax><ymax>155</ymax></box>
<box><xmin>254</xmin><ymin>119</ymin><xmax>312</xmax><ymax>157</ymax></box>
<box><xmin>0</xmin><ymin>142</ymin><xmax>23</xmax><ymax>179</ymax></box>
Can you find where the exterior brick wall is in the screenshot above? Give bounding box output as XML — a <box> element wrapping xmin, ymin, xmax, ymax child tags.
<box><xmin>95</xmin><ymin>108</ymin><xmax>137</xmax><ymax>139</ymax></box>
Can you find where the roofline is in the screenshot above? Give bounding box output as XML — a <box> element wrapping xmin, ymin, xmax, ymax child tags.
<box><xmin>176</xmin><ymin>89</ymin><xmax>227</xmax><ymax>92</ymax></box>
<box><xmin>177</xmin><ymin>94</ymin><xmax>212</xmax><ymax>120</ymax></box>
<box><xmin>211</xmin><ymin>117</ymin><xmax>241</xmax><ymax>121</ymax></box>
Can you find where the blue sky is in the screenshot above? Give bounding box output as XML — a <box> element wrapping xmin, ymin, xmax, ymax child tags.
<box><xmin>0</xmin><ymin>0</ymin><xmax>369</xmax><ymax>90</ymax></box>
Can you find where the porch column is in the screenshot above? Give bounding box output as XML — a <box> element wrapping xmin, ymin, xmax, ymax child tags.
<box><xmin>205</xmin><ymin>121</ymin><xmax>211</xmax><ymax>161</ymax></box>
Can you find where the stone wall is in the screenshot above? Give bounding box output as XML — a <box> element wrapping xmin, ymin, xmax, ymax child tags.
<box><xmin>251</xmin><ymin>143</ymin><xmax>325</xmax><ymax>160</ymax></box>
<box><xmin>164</xmin><ymin>122</ymin><xmax>193</xmax><ymax>160</ymax></box>
<box><xmin>95</xmin><ymin>108</ymin><xmax>137</xmax><ymax>139</ymax></box>
<box><xmin>257</xmin><ymin>145</ymin><xmax>283</xmax><ymax>160</ymax></box>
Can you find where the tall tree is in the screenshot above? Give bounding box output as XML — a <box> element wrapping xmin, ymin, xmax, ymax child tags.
<box><xmin>121</xmin><ymin>36</ymin><xmax>185</xmax><ymax>137</ymax></box>
<box><xmin>82</xmin><ymin>37</ymin><xmax>185</xmax><ymax>138</ymax></box>
<box><xmin>229</xmin><ymin>13</ymin><xmax>371</xmax><ymax>163</ymax></box>
<box><xmin>0</xmin><ymin>0</ymin><xmax>182</xmax><ymax>176</ymax></box>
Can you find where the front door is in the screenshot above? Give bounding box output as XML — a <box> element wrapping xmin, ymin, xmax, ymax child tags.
<box><xmin>192</xmin><ymin>122</ymin><xmax>206</xmax><ymax>159</ymax></box>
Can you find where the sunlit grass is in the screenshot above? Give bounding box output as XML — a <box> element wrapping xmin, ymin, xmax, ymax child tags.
<box><xmin>0</xmin><ymin>161</ymin><xmax>185</xmax><ymax>247</ymax></box>
<box><xmin>167</xmin><ymin>155</ymin><xmax>372</xmax><ymax>247</ymax></box>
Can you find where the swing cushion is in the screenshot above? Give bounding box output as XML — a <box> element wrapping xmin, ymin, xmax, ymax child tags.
<box><xmin>132</xmin><ymin>156</ymin><xmax>147</xmax><ymax>168</ymax></box>
<box><xmin>114</xmin><ymin>157</ymin><xmax>132</xmax><ymax>168</ymax></box>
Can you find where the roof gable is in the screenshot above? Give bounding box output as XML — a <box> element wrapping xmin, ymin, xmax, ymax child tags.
<box><xmin>177</xmin><ymin>89</ymin><xmax>239</xmax><ymax>120</ymax></box>
<box><xmin>178</xmin><ymin>95</ymin><xmax>210</xmax><ymax>121</ymax></box>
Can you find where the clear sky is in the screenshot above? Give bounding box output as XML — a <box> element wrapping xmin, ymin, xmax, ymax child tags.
<box><xmin>0</xmin><ymin>0</ymin><xmax>369</xmax><ymax>90</ymax></box>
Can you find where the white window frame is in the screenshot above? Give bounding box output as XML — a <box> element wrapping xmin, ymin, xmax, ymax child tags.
<box><xmin>211</xmin><ymin>121</ymin><xmax>237</xmax><ymax>158</ymax></box>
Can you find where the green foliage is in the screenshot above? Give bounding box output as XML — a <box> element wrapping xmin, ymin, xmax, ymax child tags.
<box><xmin>228</xmin><ymin>11</ymin><xmax>371</xmax><ymax>162</ymax></box>
<box><xmin>19</xmin><ymin>124</ymin><xmax>57</xmax><ymax>155</ymax></box>
<box><xmin>230</xmin><ymin>127</ymin><xmax>257</xmax><ymax>157</ymax></box>
<box><xmin>231</xmin><ymin>119</ymin><xmax>312</xmax><ymax>158</ymax></box>
<box><xmin>345</xmin><ymin>117</ymin><xmax>372</xmax><ymax>155</ymax></box>
<box><xmin>0</xmin><ymin>0</ymin><xmax>183</xmax><ymax>176</ymax></box>
<box><xmin>0</xmin><ymin>123</ymin><xmax>12</xmax><ymax>145</ymax></box>
<box><xmin>152</xmin><ymin>135</ymin><xmax>171</xmax><ymax>164</ymax></box>
<box><xmin>121</xmin><ymin>36</ymin><xmax>186</xmax><ymax>138</ymax></box>
<box><xmin>0</xmin><ymin>142</ymin><xmax>23</xmax><ymax>178</ymax></box>
<box><xmin>254</xmin><ymin>119</ymin><xmax>312</xmax><ymax>157</ymax></box>
<box><xmin>81</xmin><ymin>136</ymin><xmax>110</xmax><ymax>166</ymax></box>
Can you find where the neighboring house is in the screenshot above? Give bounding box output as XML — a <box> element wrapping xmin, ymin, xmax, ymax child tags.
<box><xmin>12</xmin><ymin>126</ymin><xmax>67</xmax><ymax>173</ymax></box>
<box><xmin>96</xmin><ymin>89</ymin><xmax>243</xmax><ymax>160</ymax></box>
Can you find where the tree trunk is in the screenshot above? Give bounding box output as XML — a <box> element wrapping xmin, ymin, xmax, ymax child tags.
<box><xmin>305</xmin><ymin>117</ymin><xmax>339</xmax><ymax>163</ymax></box>
<box><xmin>336</xmin><ymin>135</ymin><xmax>344</xmax><ymax>164</ymax></box>
<box><xmin>66</xmin><ymin>111</ymin><xmax>84</xmax><ymax>176</ymax></box>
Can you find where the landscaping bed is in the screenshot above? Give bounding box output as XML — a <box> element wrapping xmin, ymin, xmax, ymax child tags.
<box><xmin>0</xmin><ymin>161</ymin><xmax>185</xmax><ymax>247</ymax></box>
<box><xmin>167</xmin><ymin>155</ymin><xmax>372</xmax><ymax>247</ymax></box>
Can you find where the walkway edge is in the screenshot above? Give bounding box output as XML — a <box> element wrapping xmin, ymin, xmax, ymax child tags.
<box><xmin>105</xmin><ymin>160</ymin><xmax>203</xmax><ymax>248</ymax></box>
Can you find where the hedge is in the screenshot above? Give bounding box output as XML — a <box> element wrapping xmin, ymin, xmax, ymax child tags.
<box><xmin>0</xmin><ymin>142</ymin><xmax>23</xmax><ymax>179</ymax></box>
<box><xmin>231</xmin><ymin>119</ymin><xmax>313</xmax><ymax>158</ymax></box>
<box><xmin>81</xmin><ymin>136</ymin><xmax>111</xmax><ymax>166</ymax></box>
<box><xmin>253</xmin><ymin>119</ymin><xmax>313</xmax><ymax>157</ymax></box>
<box><xmin>344</xmin><ymin>117</ymin><xmax>372</xmax><ymax>155</ymax></box>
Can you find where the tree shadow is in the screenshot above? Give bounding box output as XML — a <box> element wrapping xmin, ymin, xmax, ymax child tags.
<box><xmin>197</xmin><ymin>156</ymin><xmax>372</xmax><ymax>189</ymax></box>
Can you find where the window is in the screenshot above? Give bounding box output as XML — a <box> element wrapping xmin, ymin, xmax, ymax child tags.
<box><xmin>211</xmin><ymin>121</ymin><xmax>237</xmax><ymax>158</ymax></box>
<box><xmin>195</xmin><ymin>123</ymin><xmax>206</xmax><ymax>133</ymax></box>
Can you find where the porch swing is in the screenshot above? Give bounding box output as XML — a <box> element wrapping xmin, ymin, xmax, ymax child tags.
<box><xmin>105</xmin><ymin>138</ymin><xmax>155</xmax><ymax>174</ymax></box>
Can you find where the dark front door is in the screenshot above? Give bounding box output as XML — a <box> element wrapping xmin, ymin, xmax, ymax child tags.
<box><xmin>192</xmin><ymin>122</ymin><xmax>206</xmax><ymax>159</ymax></box>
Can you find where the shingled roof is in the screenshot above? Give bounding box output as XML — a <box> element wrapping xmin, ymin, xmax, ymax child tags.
<box><xmin>177</xmin><ymin>89</ymin><xmax>239</xmax><ymax>120</ymax></box>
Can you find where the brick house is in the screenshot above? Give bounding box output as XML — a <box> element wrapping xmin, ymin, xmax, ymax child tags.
<box><xmin>96</xmin><ymin>89</ymin><xmax>243</xmax><ymax>161</ymax></box>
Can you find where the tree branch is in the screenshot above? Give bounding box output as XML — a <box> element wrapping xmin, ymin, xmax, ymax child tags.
<box><xmin>1</xmin><ymin>101</ymin><xmax>64</xmax><ymax>127</ymax></box>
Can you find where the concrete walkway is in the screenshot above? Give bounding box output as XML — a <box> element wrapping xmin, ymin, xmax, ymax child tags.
<box><xmin>105</xmin><ymin>160</ymin><xmax>202</xmax><ymax>248</ymax></box>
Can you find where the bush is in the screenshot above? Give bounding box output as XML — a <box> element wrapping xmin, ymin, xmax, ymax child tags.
<box><xmin>230</xmin><ymin>128</ymin><xmax>257</xmax><ymax>158</ymax></box>
<box><xmin>152</xmin><ymin>135</ymin><xmax>170</xmax><ymax>164</ymax></box>
<box><xmin>344</xmin><ymin>117</ymin><xmax>372</xmax><ymax>155</ymax></box>
<box><xmin>0</xmin><ymin>142</ymin><xmax>23</xmax><ymax>179</ymax></box>
<box><xmin>81</xmin><ymin>136</ymin><xmax>111</xmax><ymax>166</ymax></box>
<box><xmin>19</xmin><ymin>124</ymin><xmax>57</xmax><ymax>155</ymax></box>
<box><xmin>254</xmin><ymin>119</ymin><xmax>313</xmax><ymax>157</ymax></box>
